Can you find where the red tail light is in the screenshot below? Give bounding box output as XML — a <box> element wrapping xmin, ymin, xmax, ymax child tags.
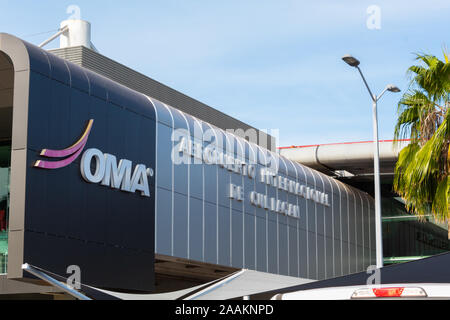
<box><xmin>352</xmin><ymin>286</ymin><xmax>427</xmax><ymax>299</ymax></box>
<box><xmin>373</xmin><ymin>287</ymin><xmax>404</xmax><ymax>297</ymax></box>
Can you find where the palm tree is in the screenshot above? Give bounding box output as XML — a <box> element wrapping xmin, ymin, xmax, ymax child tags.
<box><xmin>393</xmin><ymin>51</ymin><xmax>450</xmax><ymax>238</ymax></box>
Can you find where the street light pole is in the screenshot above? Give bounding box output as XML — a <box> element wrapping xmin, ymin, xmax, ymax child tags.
<box><xmin>342</xmin><ymin>54</ymin><xmax>400</xmax><ymax>269</ymax></box>
<box><xmin>371</xmin><ymin>97</ymin><xmax>383</xmax><ymax>269</ymax></box>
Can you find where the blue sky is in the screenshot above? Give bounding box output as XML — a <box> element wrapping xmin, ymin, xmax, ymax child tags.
<box><xmin>1</xmin><ymin>1</ymin><xmax>449</xmax><ymax>147</ymax></box>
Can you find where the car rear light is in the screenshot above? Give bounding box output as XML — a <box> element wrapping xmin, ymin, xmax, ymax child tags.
<box><xmin>373</xmin><ymin>287</ymin><xmax>404</xmax><ymax>297</ymax></box>
<box><xmin>352</xmin><ymin>287</ymin><xmax>427</xmax><ymax>299</ymax></box>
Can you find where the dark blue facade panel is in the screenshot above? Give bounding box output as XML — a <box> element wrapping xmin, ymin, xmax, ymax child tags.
<box><xmin>23</xmin><ymin>44</ymin><xmax>156</xmax><ymax>291</ymax></box>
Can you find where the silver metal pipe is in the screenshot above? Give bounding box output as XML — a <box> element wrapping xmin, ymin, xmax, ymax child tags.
<box><xmin>21</xmin><ymin>263</ymin><xmax>91</xmax><ymax>300</ymax></box>
<box><xmin>38</xmin><ymin>26</ymin><xmax>68</xmax><ymax>48</ymax></box>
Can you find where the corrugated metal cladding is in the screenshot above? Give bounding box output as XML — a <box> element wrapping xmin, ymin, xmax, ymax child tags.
<box><xmin>49</xmin><ymin>46</ymin><xmax>275</xmax><ymax>150</ymax></box>
<box><xmin>146</xmin><ymin>95</ymin><xmax>376</xmax><ymax>281</ymax></box>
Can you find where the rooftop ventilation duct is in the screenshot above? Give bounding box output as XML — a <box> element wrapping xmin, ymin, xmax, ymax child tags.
<box><xmin>38</xmin><ymin>19</ymin><xmax>97</xmax><ymax>52</ymax></box>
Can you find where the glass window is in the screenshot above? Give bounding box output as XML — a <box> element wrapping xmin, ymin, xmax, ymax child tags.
<box><xmin>382</xmin><ymin>196</ymin><xmax>450</xmax><ymax>264</ymax></box>
<box><xmin>0</xmin><ymin>142</ymin><xmax>11</xmax><ymax>274</ymax></box>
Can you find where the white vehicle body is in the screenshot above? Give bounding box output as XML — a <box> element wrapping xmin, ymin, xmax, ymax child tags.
<box><xmin>271</xmin><ymin>283</ymin><xmax>450</xmax><ymax>300</ymax></box>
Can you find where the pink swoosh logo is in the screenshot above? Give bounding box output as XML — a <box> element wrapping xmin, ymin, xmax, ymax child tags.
<box><xmin>34</xmin><ymin>119</ymin><xmax>94</xmax><ymax>169</ymax></box>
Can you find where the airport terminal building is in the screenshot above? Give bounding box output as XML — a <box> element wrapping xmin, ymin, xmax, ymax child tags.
<box><xmin>0</xmin><ymin>33</ymin><xmax>375</xmax><ymax>297</ymax></box>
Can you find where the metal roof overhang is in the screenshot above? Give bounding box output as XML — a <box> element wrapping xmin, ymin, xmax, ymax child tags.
<box><xmin>279</xmin><ymin>140</ymin><xmax>410</xmax><ymax>180</ymax></box>
<box><xmin>22</xmin><ymin>264</ymin><xmax>314</xmax><ymax>300</ymax></box>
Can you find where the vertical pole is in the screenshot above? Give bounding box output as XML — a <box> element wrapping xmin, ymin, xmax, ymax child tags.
<box><xmin>372</xmin><ymin>98</ymin><xmax>383</xmax><ymax>268</ymax></box>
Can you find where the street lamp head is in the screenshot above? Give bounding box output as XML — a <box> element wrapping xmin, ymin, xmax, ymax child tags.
<box><xmin>386</xmin><ymin>84</ymin><xmax>401</xmax><ymax>93</ymax></box>
<box><xmin>342</xmin><ymin>54</ymin><xmax>360</xmax><ymax>67</ymax></box>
